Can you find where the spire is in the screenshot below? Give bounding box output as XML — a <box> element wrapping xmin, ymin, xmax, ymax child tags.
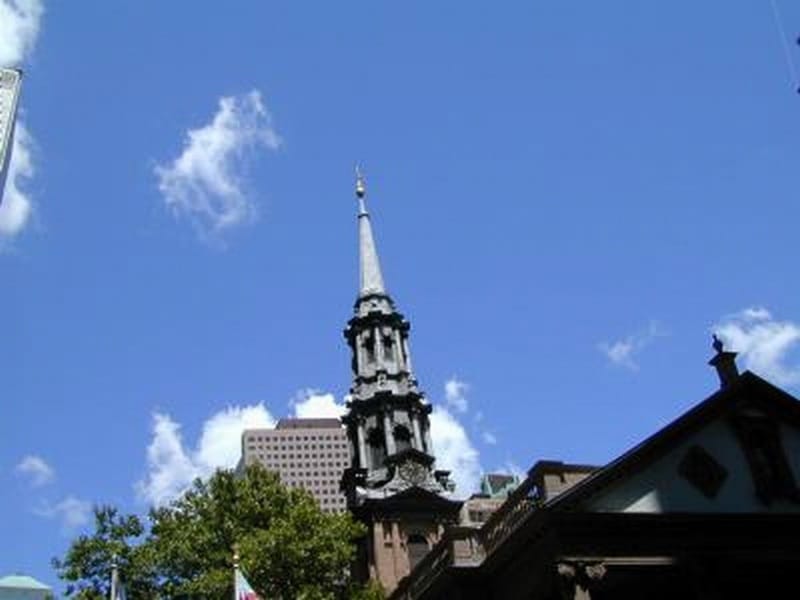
<box><xmin>341</xmin><ymin>171</ymin><xmax>457</xmax><ymax>593</ymax></box>
<box><xmin>355</xmin><ymin>166</ymin><xmax>386</xmax><ymax>297</ymax></box>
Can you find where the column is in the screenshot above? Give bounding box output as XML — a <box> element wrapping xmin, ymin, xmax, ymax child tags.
<box><xmin>355</xmin><ymin>331</ymin><xmax>365</xmax><ymax>374</ymax></box>
<box><xmin>357</xmin><ymin>420</ymin><xmax>368</xmax><ymax>469</ymax></box>
<box><xmin>556</xmin><ymin>562</ymin><xmax>605</xmax><ymax>600</ymax></box>
<box><xmin>374</xmin><ymin>327</ymin><xmax>384</xmax><ymax>369</ymax></box>
<box><xmin>383</xmin><ymin>412</ymin><xmax>397</xmax><ymax>456</ymax></box>
<box><xmin>423</xmin><ymin>418</ymin><xmax>434</xmax><ymax>454</ymax></box>
<box><xmin>370</xmin><ymin>524</ymin><xmax>382</xmax><ymax>582</ymax></box>
<box><xmin>392</xmin><ymin>521</ymin><xmax>404</xmax><ymax>588</ymax></box>
<box><xmin>410</xmin><ymin>413</ymin><xmax>423</xmax><ymax>450</ymax></box>
<box><xmin>402</xmin><ymin>336</ymin><xmax>414</xmax><ymax>374</ymax></box>
<box><xmin>394</xmin><ymin>330</ymin><xmax>404</xmax><ymax>371</ymax></box>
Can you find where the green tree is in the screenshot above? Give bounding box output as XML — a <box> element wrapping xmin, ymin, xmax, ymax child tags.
<box><xmin>150</xmin><ymin>465</ymin><xmax>365</xmax><ymax>598</ymax></box>
<box><xmin>55</xmin><ymin>465</ymin><xmax>370</xmax><ymax>599</ymax></box>
<box><xmin>52</xmin><ymin>505</ymin><xmax>157</xmax><ymax>598</ymax></box>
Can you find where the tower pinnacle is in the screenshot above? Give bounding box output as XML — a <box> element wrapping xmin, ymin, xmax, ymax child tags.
<box><xmin>355</xmin><ymin>167</ymin><xmax>386</xmax><ymax>297</ymax></box>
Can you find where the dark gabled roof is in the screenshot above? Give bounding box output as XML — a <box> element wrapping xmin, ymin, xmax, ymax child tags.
<box><xmin>549</xmin><ymin>371</ymin><xmax>800</xmax><ymax>511</ymax></box>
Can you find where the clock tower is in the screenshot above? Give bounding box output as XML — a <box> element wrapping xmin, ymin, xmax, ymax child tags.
<box><xmin>340</xmin><ymin>170</ymin><xmax>462</xmax><ymax>593</ymax></box>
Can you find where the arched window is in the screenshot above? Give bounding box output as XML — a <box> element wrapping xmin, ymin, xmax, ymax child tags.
<box><xmin>407</xmin><ymin>533</ymin><xmax>429</xmax><ymax>570</ymax></box>
<box><xmin>383</xmin><ymin>335</ymin><xmax>394</xmax><ymax>361</ymax></box>
<box><xmin>363</xmin><ymin>332</ymin><xmax>376</xmax><ymax>364</ymax></box>
<box><xmin>394</xmin><ymin>425</ymin><xmax>412</xmax><ymax>453</ymax></box>
<box><xmin>367</xmin><ymin>427</ymin><xmax>386</xmax><ymax>469</ymax></box>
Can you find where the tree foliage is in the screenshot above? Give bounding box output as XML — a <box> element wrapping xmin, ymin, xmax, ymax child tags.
<box><xmin>52</xmin><ymin>505</ymin><xmax>157</xmax><ymax>598</ymax></box>
<box><xmin>55</xmin><ymin>465</ymin><xmax>374</xmax><ymax>599</ymax></box>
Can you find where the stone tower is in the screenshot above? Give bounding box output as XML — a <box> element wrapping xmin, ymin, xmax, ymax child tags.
<box><xmin>341</xmin><ymin>171</ymin><xmax>461</xmax><ymax>592</ymax></box>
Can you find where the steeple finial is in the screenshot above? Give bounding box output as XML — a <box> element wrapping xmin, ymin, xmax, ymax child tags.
<box><xmin>355</xmin><ymin>165</ymin><xmax>386</xmax><ymax>296</ymax></box>
<box><xmin>355</xmin><ymin>164</ymin><xmax>366</xmax><ymax>196</ymax></box>
<box><xmin>355</xmin><ymin>164</ymin><xmax>367</xmax><ymax>215</ymax></box>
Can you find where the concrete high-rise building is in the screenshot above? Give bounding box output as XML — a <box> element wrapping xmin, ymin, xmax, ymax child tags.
<box><xmin>240</xmin><ymin>418</ymin><xmax>349</xmax><ymax>514</ymax></box>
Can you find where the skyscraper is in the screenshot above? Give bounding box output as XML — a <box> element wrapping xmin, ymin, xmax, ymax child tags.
<box><xmin>240</xmin><ymin>418</ymin><xmax>349</xmax><ymax>514</ymax></box>
<box><xmin>340</xmin><ymin>171</ymin><xmax>461</xmax><ymax>592</ymax></box>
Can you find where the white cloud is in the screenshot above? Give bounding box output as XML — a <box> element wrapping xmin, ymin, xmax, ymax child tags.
<box><xmin>714</xmin><ymin>307</ymin><xmax>800</xmax><ymax>386</ymax></box>
<box><xmin>481</xmin><ymin>431</ymin><xmax>497</xmax><ymax>445</ymax></box>
<box><xmin>291</xmin><ymin>389</ymin><xmax>347</xmax><ymax>419</ymax></box>
<box><xmin>0</xmin><ymin>0</ymin><xmax>44</xmax><ymax>66</ymax></box>
<box><xmin>137</xmin><ymin>403</ymin><xmax>276</xmax><ymax>506</ymax></box>
<box><xmin>155</xmin><ymin>90</ymin><xmax>280</xmax><ymax>238</ymax></box>
<box><xmin>429</xmin><ymin>407</ymin><xmax>482</xmax><ymax>498</ymax></box>
<box><xmin>15</xmin><ymin>454</ymin><xmax>54</xmax><ymax>486</ymax></box>
<box><xmin>0</xmin><ymin>119</ymin><xmax>34</xmax><ymax>238</ymax></box>
<box><xmin>444</xmin><ymin>377</ymin><xmax>469</xmax><ymax>413</ymax></box>
<box><xmin>599</xmin><ymin>338</ymin><xmax>635</xmax><ymax>368</ymax></box>
<box><xmin>0</xmin><ymin>0</ymin><xmax>43</xmax><ymax>240</ymax></box>
<box><xmin>499</xmin><ymin>460</ymin><xmax>526</xmax><ymax>482</ymax></box>
<box><xmin>598</xmin><ymin>321</ymin><xmax>665</xmax><ymax>370</ymax></box>
<box><xmin>740</xmin><ymin>307</ymin><xmax>771</xmax><ymax>321</ymax></box>
<box><xmin>34</xmin><ymin>495</ymin><xmax>91</xmax><ymax>532</ymax></box>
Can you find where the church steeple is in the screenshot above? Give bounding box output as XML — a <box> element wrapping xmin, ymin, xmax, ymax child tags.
<box><xmin>356</xmin><ymin>167</ymin><xmax>386</xmax><ymax>297</ymax></box>
<box><xmin>341</xmin><ymin>171</ymin><xmax>451</xmax><ymax>497</ymax></box>
<box><xmin>340</xmin><ymin>170</ymin><xmax>461</xmax><ymax>594</ymax></box>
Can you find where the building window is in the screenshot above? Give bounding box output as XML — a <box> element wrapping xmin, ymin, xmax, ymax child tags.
<box><xmin>394</xmin><ymin>425</ymin><xmax>412</xmax><ymax>453</ymax></box>
<box><xmin>364</xmin><ymin>332</ymin><xmax>376</xmax><ymax>364</ymax></box>
<box><xmin>407</xmin><ymin>534</ymin><xmax>429</xmax><ymax>570</ymax></box>
<box><xmin>383</xmin><ymin>336</ymin><xmax>394</xmax><ymax>361</ymax></box>
<box><xmin>367</xmin><ymin>428</ymin><xmax>387</xmax><ymax>469</ymax></box>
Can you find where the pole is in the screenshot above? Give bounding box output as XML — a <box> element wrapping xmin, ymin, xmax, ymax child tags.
<box><xmin>109</xmin><ymin>555</ymin><xmax>118</xmax><ymax>600</ymax></box>
<box><xmin>232</xmin><ymin>546</ymin><xmax>239</xmax><ymax>600</ymax></box>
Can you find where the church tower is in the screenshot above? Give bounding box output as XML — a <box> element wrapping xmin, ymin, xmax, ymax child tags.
<box><xmin>341</xmin><ymin>170</ymin><xmax>461</xmax><ymax>592</ymax></box>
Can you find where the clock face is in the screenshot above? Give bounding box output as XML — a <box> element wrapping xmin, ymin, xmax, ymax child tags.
<box><xmin>398</xmin><ymin>461</ymin><xmax>427</xmax><ymax>486</ymax></box>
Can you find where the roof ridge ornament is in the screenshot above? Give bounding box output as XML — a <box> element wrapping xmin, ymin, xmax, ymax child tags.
<box><xmin>709</xmin><ymin>333</ymin><xmax>739</xmax><ymax>389</ymax></box>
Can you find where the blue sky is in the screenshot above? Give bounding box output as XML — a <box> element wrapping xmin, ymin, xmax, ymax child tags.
<box><xmin>3</xmin><ymin>0</ymin><xmax>800</xmax><ymax>591</ymax></box>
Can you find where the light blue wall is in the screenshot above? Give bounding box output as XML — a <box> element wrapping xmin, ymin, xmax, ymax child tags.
<box><xmin>585</xmin><ymin>418</ymin><xmax>800</xmax><ymax>514</ymax></box>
